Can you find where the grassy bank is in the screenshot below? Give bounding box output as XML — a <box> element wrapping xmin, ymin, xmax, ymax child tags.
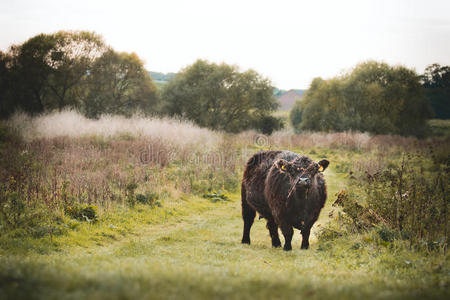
<box><xmin>1</xmin><ymin>186</ymin><xmax>447</xmax><ymax>299</ymax></box>
<box><xmin>0</xmin><ymin>111</ymin><xmax>448</xmax><ymax>299</ymax></box>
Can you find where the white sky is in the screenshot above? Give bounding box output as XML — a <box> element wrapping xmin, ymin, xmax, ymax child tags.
<box><xmin>1</xmin><ymin>0</ymin><xmax>449</xmax><ymax>89</ymax></box>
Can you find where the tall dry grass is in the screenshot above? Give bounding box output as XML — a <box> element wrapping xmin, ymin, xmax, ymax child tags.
<box><xmin>7</xmin><ymin>110</ymin><xmax>221</xmax><ymax>150</ymax></box>
<box><xmin>8</xmin><ymin>110</ymin><xmax>448</xmax><ymax>154</ymax></box>
<box><xmin>1</xmin><ymin>110</ymin><xmax>449</xmax><ymax>238</ymax></box>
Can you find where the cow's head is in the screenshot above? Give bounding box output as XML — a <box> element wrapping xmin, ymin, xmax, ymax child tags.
<box><xmin>275</xmin><ymin>157</ymin><xmax>329</xmax><ymax>196</ymax></box>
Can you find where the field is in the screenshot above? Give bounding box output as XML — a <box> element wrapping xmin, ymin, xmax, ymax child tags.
<box><xmin>429</xmin><ymin>119</ymin><xmax>450</xmax><ymax>137</ymax></box>
<box><xmin>0</xmin><ymin>111</ymin><xmax>448</xmax><ymax>299</ymax></box>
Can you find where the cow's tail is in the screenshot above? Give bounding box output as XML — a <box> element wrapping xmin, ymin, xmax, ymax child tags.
<box><xmin>241</xmin><ymin>182</ymin><xmax>246</xmax><ymax>206</ymax></box>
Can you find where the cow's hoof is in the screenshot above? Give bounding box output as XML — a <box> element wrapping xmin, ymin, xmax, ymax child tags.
<box><xmin>300</xmin><ymin>244</ymin><xmax>309</xmax><ymax>250</ymax></box>
<box><xmin>272</xmin><ymin>240</ymin><xmax>281</xmax><ymax>248</ymax></box>
<box><xmin>241</xmin><ymin>239</ymin><xmax>250</xmax><ymax>245</ymax></box>
<box><xmin>283</xmin><ymin>245</ymin><xmax>292</xmax><ymax>251</ymax></box>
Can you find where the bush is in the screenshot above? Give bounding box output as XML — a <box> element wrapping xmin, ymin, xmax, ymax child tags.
<box><xmin>365</xmin><ymin>154</ymin><xmax>447</xmax><ymax>246</ymax></box>
<box><xmin>202</xmin><ymin>191</ymin><xmax>230</xmax><ymax>203</ymax></box>
<box><xmin>331</xmin><ymin>189</ymin><xmax>385</xmax><ymax>232</ymax></box>
<box><xmin>255</xmin><ymin>116</ymin><xmax>284</xmax><ymax>135</ymax></box>
<box><xmin>289</xmin><ymin>101</ymin><xmax>302</xmax><ymax>133</ymax></box>
<box><xmin>0</xmin><ymin>177</ymin><xmax>61</xmax><ymax>236</ymax></box>
<box><xmin>337</xmin><ymin>151</ymin><xmax>449</xmax><ymax>250</ymax></box>
<box><xmin>135</xmin><ymin>192</ymin><xmax>162</xmax><ymax>207</ymax></box>
<box><xmin>0</xmin><ymin>189</ymin><xmax>27</xmax><ymax>230</ymax></box>
<box><xmin>65</xmin><ymin>204</ymin><xmax>98</xmax><ymax>222</ymax></box>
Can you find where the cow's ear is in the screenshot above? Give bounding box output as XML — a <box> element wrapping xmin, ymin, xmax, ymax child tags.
<box><xmin>275</xmin><ymin>159</ymin><xmax>289</xmax><ymax>172</ymax></box>
<box><xmin>318</xmin><ymin>159</ymin><xmax>329</xmax><ymax>172</ymax></box>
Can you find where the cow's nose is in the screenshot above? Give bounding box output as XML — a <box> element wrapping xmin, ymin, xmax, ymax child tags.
<box><xmin>298</xmin><ymin>177</ymin><xmax>311</xmax><ymax>186</ymax></box>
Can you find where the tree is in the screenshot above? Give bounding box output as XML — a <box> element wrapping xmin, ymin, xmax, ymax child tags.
<box><xmin>0</xmin><ymin>31</ymin><xmax>159</xmax><ymax>119</ymax></box>
<box><xmin>81</xmin><ymin>50</ymin><xmax>159</xmax><ymax>118</ymax></box>
<box><xmin>161</xmin><ymin>60</ymin><xmax>280</xmax><ymax>133</ymax></box>
<box><xmin>291</xmin><ymin>61</ymin><xmax>432</xmax><ymax>136</ymax></box>
<box><xmin>0</xmin><ymin>31</ymin><xmax>107</xmax><ymax>116</ymax></box>
<box><xmin>421</xmin><ymin>63</ymin><xmax>450</xmax><ymax>119</ymax></box>
<box><xmin>0</xmin><ymin>51</ymin><xmax>15</xmax><ymax>118</ymax></box>
<box><xmin>0</xmin><ymin>36</ymin><xmax>55</xmax><ymax>115</ymax></box>
<box><xmin>289</xmin><ymin>100</ymin><xmax>302</xmax><ymax>132</ymax></box>
<box><xmin>44</xmin><ymin>31</ymin><xmax>107</xmax><ymax>111</ymax></box>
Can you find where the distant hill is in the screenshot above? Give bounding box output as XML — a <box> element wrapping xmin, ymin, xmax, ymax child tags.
<box><xmin>149</xmin><ymin>71</ymin><xmax>176</xmax><ymax>82</ymax></box>
<box><xmin>276</xmin><ymin>89</ymin><xmax>305</xmax><ymax>111</ymax></box>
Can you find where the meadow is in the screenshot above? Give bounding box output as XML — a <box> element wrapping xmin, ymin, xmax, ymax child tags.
<box><xmin>0</xmin><ymin>111</ymin><xmax>448</xmax><ymax>299</ymax></box>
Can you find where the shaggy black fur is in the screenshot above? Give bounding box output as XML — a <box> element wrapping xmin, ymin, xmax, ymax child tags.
<box><xmin>241</xmin><ymin>150</ymin><xmax>329</xmax><ymax>250</ymax></box>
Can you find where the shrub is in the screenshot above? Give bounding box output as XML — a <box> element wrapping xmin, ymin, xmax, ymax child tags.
<box><xmin>0</xmin><ymin>189</ymin><xmax>27</xmax><ymax>230</ymax></box>
<box><xmin>125</xmin><ymin>182</ymin><xmax>138</xmax><ymax>207</ymax></box>
<box><xmin>339</xmin><ymin>151</ymin><xmax>449</xmax><ymax>250</ymax></box>
<box><xmin>331</xmin><ymin>189</ymin><xmax>385</xmax><ymax>232</ymax></box>
<box><xmin>202</xmin><ymin>191</ymin><xmax>230</xmax><ymax>203</ymax></box>
<box><xmin>65</xmin><ymin>204</ymin><xmax>98</xmax><ymax>222</ymax></box>
<box><xmin>254</xmin><ymin>116</ymin><xmax>284</xmax><ymax>135</ymax></box>
<box><xmin>135</xmin><ymin>191</ymin><xmax>162</xmax><ymax>207</ymax></box>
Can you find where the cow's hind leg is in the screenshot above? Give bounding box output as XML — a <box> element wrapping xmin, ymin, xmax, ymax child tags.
<box><xmin>266</xmin><ymin>218</ymin><xmax>281</xmax><ymax>247</ymax></box>
<box><xmin>279</xmin><ymin>222</ymin><xmax>294</xmax><ymax>251</ymax></box>
<box><xmin>241</xmin><ymin>187</ymin><xmax>256</xmax><ymax>244</ymax></box>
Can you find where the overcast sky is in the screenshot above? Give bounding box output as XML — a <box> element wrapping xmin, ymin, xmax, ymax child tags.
<box><xmin>1</xmin><ymin>0</ymin><xmax>449</xmax><ymax>89</ymax></box>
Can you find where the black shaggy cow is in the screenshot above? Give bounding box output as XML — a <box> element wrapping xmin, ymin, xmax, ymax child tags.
<box><xmin>241</xmin><ymin>150</ymin><xmax>329</xmax><ymax>251</ymax></box>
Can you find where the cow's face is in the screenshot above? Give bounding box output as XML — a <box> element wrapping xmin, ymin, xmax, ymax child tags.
<box><xmin>275</xmin><ymin>158</ymin><xmax>329</xmax><ymax>196</ymax></box>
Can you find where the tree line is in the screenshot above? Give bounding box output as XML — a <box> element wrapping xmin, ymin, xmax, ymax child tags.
<box><xmin>1</xmin><ymin>31</ymin><xmax>448</xmax><ymax>135</ymax></box>
<box><xmin>290</xmin><ymin>61</ymin><xmax>450</xmax><ymax>136</ymax></box>
<box><xmin>0</xmin><ymin>31</ymin><xmax>282</xmax><ymax>134</ymax></box>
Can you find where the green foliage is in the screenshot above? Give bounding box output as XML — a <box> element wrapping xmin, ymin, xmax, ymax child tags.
<box><xmin>0</xmin><ymin>186</ymin><xmax>26</xmax><ymax>230</ymax></box>
<box><xmin>0</xmin><ymin>31</ymin><xmax>159</xmax><ymax>119</ymax></box>
<box><xmin>289</xmin><ymin>101</ymin><xmax>302</xmax><ymax>133</ymax></box>
<box><xmin>0</xmin><ymin>124</ymin><xmax>18</xmax><ymax>143</ymax></box>
<box><xmin>65</xmin><ymin>204</ymin><xmax>98</xmax><ymax>222</ymax></box>
<box><xmin>428</xmin><ymin>119</ymin><xmax>450</xmax><ymax>136</ymax></box>
<box><xmin>334</xmin><ymin>151</ymin><xmax>449</xmax><ymax>251</ymax></box>
<box><xmin>292</xmin><ymin>61</ymin><xmax>432</xmax><ymax>136</ymax></box>
<box><xmin>331</xmin><ymin>189</ymin><xmax>385</xmax><ymax>232</ymax></box>
<box><xmin>126</xmin><ymin>182</ymin><xmax>138</xmax><ymax>207</ymax></box>
<box><xmin>161</xmin><ymin>59</ymin><xmax>279</xmax><ymax>133</ymax></box>
<box><xmin>202</xmin><ymin>190</ymin><xmax>230</xmax><ymax>202</ymax></box>
<box><xmin>364</xmin><ymin>154</ymin><xmax>448</xmax><ymax>247</ymax></box>
<box><xmin>135</xmin><ymin>192</ymin><xmax>162</xmax><ymax>207</ymax></box>
<box><xmin>421</xmin><ymin>63</ymin><xmax>450</xmax><ymax>119</ymax></box>
<box><xmin>253</xmin><ymin>115</ymin><xmax>284</xmax><ymax>135</ymax></box>
<box><xmin>82</xmin><ymin>50</ymin><xmax>159</xmax><ymax>118</ymax></box>
<box><xmin>3</xmin><ymin>31</ymin><xmax>107</xmax><ymax>114</ymax></box>
<box><xmin>0</xmin><ymin>176</ymin><xmax>60</xmax><ymax>237</ymax></box>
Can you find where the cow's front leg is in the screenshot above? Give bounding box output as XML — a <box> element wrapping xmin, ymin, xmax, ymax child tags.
<box><xmin>266</xmin><ymin>218</ymin><xmax>281</xmax><ymax>248</ymax></box>
<box><xmin>279</xmin><ymin>223</ymin><xmax>293</xmax><ymax>251</ymax></box>
<box><xmin>301</xmin><ymin>226</ymin><xmax>311</xmax><ymax>249</ymax></box>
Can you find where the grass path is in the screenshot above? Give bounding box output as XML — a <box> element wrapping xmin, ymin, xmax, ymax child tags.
<box><xmin>1</xmin><ymin>169</ymin><xmax>447</xmax><ymax>299</ymax></box>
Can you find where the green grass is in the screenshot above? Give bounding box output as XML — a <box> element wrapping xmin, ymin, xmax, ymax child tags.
<box><xmin>1</xmin><ymin>161</ymin><xmax>448</xmax><ymax>299</ymax></box>
<box><xmin>428</xmin><ymin>119</ymin><xmax>450</xmax><ymax>136</ymax></box>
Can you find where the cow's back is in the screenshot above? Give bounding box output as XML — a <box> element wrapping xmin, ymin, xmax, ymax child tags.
<box><xmin>242</xmin><ymin>151</ymin><xmax>282</xmax><ymax>218</ymax></box>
